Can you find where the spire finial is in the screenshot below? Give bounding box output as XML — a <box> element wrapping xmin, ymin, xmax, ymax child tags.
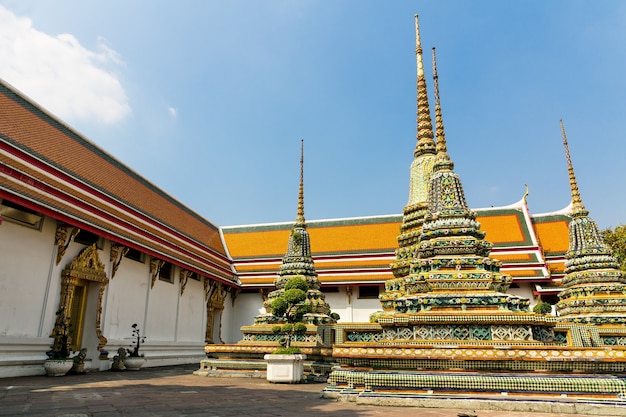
<box><xmin>413</xmin><ymin>14</ymin><xmax>436</xmax><ymax>158</ymax></box>
<box><xmin>296</xmin><ymin>139</ymin><xmax>306</xmax><ymax>226</ymax></box>
<box><xmin>415</xmin><ymin>14</ymin><xmax>424</xmax><ymax>78</ymax></box>
<box><xmin>560</xmin><ymin>119</ymin><xmax>587</xmax><ymax>216</ymax></box>
<box><xmin>432</xmin><ymin>47</ymin><xmax>453</xmax><ymax>170</ymax></box>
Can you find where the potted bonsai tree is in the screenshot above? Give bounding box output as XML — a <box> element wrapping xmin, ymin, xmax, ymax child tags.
<box><xmin>264</xmin><ymin>276</ymin><xmax>311</xmax><ymax>383</ymax></box>
<box><xmin>43</xmin><ymin>309</ymin><xmax>75</xmax><ymax>376</ymax></box>
<box><xmin>123</xmin><ymin>323</ymin><xmax>146</xmax><ymax>370</ymax></box>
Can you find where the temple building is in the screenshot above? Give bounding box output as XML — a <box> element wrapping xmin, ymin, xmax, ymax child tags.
<box><xmin>0</xmin><ymin>12</ymin><xmax>607</xmax><ymax>380</ymax></box>
<box><xmin>0</xmin><ymin>78</ymin><xmax>239</xmax><ymax>377</ymax></box>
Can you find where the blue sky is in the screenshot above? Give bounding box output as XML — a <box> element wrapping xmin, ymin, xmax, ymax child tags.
<box><xmin>0</xmin><ymin>1</ymin><xmax>625</xmax><ymax>229</ymax></box>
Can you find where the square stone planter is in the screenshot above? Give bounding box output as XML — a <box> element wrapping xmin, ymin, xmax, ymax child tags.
<box><xmin>264</xmin><ymin>354</ymin><xmax>306</xmax><ymax>383</ymax></box>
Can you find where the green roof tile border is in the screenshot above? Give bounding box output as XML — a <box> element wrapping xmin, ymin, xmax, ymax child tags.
<box><xmin>222</xmin><ymin>214</ymin><xmax>403</xmax><ymax>233</ymax></box>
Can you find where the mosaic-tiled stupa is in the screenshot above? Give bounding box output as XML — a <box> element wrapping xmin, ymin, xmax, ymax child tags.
<box><xmin>200</xmin><ymin>142</ymin><xmax>336</xmax><ymax>377</ymax></box>
<box><xmin>556</xmin><ymin>121</ymin><xmax>626</xmax><ymax>338</ymax></box>
<box><xmin>254</xmin><ymin>140</ymin><xmax>334</xmax><ymax>326</ymax></box>
<box><xmin>323</xmin><ymin>15</ymin><xmax>626</xmax><ymax>406</ymax></box>
<box><xmin>371</xmin><ymin>45</ymin><xmax>554</xmax><ymax>345</ymax></box>
<box><xmin>382</xmin><ymin>15</ymin><xmax>436</xmax><ymax>311</ymax></box>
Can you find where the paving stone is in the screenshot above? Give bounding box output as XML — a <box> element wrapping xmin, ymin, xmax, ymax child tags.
<box><xmin>0</xmin><ymin>364</ymin><xmax>621</xmax><ymax>417</ymax></box>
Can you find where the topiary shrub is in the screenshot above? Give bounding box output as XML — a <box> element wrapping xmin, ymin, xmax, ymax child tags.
<box><xmin>270</xmin><ymin>276</ymin><xmax>312</xmax><ymax>353</ymax></box>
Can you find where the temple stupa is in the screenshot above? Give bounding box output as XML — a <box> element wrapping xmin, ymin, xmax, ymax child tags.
<box><xmin>382</xmin><ymin>14</ymin><xmax>436</xmax><ymax>312</ymax></box>
<box><xmin>200</xmin><ymin>141</ymin><xmax>336</xmax><ymax>377</ymax></box>
<box><xmin>323</xmin><ymin>15</ymin><xmax>626</xmax><ymax>407</ymax></box>
<box><xmin>374</xmin><ymin>45</ymin><xmax>552</xmax><ymax>343</ymax></box>
<box><xmin>556</xmin><ymin>120</ymin><xmax>626</xmax><ymax>342</ymax></box>
<box><xmin>254</xmin><ymin>140</ymin><xmax>335</xmax><ymax>327</ymax></box>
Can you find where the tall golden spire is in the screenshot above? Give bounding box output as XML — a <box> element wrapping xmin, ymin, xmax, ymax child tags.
<box><xmin>413</xmin><ymin>14</ymin><xmax>436</xmax><ymax>157</ymax></box>
<box><xmin>386</xmin><ymin>13</ymin><xmax>437</xmax><ymax>305</ymax></box>
<box><xmin>406</xmin><ymin>14</ymin><xmax>437</xmax><ymax>207</ymax></box>
<box><xmin>560</xmin><ymin>119</ymin><xmax>587</xmax><ymax>217</ymax></box>
<box><xmin>431</xmin><ymin>47</ymin><xmax>453</xmax><ymax>171</ymax></box>
<box><xmin>296</xmin><ymin>139</ymin><xmax>306</xmax><ymax>227</ymax></box>
<box><xmin>276</xmin><ymin>139</ymin><xmax>316</xmax><ymax>287</ymax></box>
<box><xmin>262</xmin><ymin>139</ymin><xmax>334</xmax><ymax>324</ymax></box>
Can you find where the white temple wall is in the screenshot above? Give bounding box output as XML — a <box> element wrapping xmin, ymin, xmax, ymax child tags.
<box><xmin>102</xmin><ymin>250</ymin><xmax>147</xmax><ymax>343</ymax></box>
<box><xmin>104</xmin><ymin>261</ymin><xmax>207</xmax><ymax>367</ymax></box>
<box><xmin>218</xmin><ymin>293</ymin><xmax>236</xmax><ymax>343</ymax></box>
<box><xmin>508</xmin><ymin>282</ymin><xmax>538</xmax><ymax>307</ymax></box>
<box><xmin>0</xmin><ymin>217</ymin><xmax>57</xmax><ymax>377</ymax></box>
<box><xmin>229</xmin><ymin>291</ymin><xmax>264</xmax><ymax>343</ymax></box>
<box><xmin>175</xmin><ymin>277</ymin><xmax>206</xmax><ymax>343</ymax></box>
<box><xmin>322</xmin><ymin>286</ymin><xmax>384</xmax><ymax>323</ymax></box>
<box><xmin>0</xmin><ymin>218</ymin><xmax>55</xmax><ymax>337</ymax></box>
<box><xmin>105</xmin><ymin>255</ymin><xmax>150</xmax><ymax>342</ymax></box>
<box><xmin>145</xmin><ymin>272</ymin><xmax>179</xmax><ymax>341</ymax></box>
<box><xmin>0</xmin><ymin>214</ymin><xmax>215</xmax><ymax>376</ymax></box>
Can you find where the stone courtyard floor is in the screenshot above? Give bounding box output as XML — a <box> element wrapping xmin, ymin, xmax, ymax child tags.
<box><xmin>0</xmin><ymin>364</ymin><xmax>620</xmax><ymax>417</ymax></box>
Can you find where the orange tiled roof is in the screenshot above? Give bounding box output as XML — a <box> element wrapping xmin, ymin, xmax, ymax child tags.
<box><xmin>0</xmin><ymin>80</ymin><xmax>234</xmax><ymax>284</ymax></box>
<box><xmin>224</xmin><ymin>203</ymin><xmax>570</xmax><ymax>287</ymax></box>
<box><xmin>477</xmin><ymin>213</ymin><xmax>527</xmax><ymax>245</ymax></box>
<box><xmin>531</xmin><ymin>211</ymin><xmax>571</xmax><ymax>279</ymax></box>
<box><xmin>533</xmin><ymin>216</ymin><xmax>570</xmax><ymax>255</ymax></box>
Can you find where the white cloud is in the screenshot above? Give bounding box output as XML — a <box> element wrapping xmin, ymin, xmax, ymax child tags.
<box><xmin>168</xmin><ymin>106</ymin><xmax>177</xmax><ymax>118</ymax></box>
<box><xmin>0</xmin><ymin>6</ymin><xmax>131</xmax><ymax>124</ymax></box>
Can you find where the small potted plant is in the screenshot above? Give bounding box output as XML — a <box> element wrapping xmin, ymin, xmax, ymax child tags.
<box><xmin>43</xmin><ymin>309</ymin><xmax>75</xmax><ymax>376</ymax></box>
<box><xmin>123</xmin><ymin>323</ymin><xmax>146</xmax><ymax>370</ymax></box>
<box><xmin>264</xmin><ymin>276</ymin><xmax>311</xmax><ymax>383</ymax></box>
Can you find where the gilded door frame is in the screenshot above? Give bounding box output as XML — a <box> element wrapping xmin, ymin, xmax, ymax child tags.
<box><xmin>67</xmin><ymin>282</ymin><xmax>88</xmax><ymax>350</ymax></box>
<box><xmin>52</xmin><ymin>244</ymin><xmax>109</xmax><ymax>352</ymax></box>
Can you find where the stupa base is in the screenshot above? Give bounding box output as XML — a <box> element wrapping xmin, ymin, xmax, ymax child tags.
<box><xmin>323</xmin><ymin>381</ymin><xmax>626</xmax><ymax>415</ymax></box>
<box><xmin>326</xmin><ymin>368</ymin><xmax>626</xmax><ymax>398</ymax></box>
<box><xmin>325</xmin><ymin>342</ymin><xmax>626</xmax><ymax>413</ymax></box>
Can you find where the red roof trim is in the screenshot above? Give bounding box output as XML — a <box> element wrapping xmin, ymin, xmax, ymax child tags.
<box><xmin>0</xmin><ymin>164</ymin><xmax>235</xmax><ymax>281</ymax></box>
<box><xmin>0</xmin><ymin>139</ymin><xmax>230</xmax><ymax>264</ymax></box>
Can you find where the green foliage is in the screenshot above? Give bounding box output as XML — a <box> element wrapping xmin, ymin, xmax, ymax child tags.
<box><xmin>533</xmin><ymin>301</ymin><xmax>552</xmax><ymax>315</ymax></box>
<box><xmin>292</xmin><ymin>322</ymin><xmax>307</xmax><ymax>333</ymax></box>
<box><xmin>602</xmin><ymin>225</ymin><xmax>626</xmax><ymax>272</ymax></box>
<box><xmin>284</xmin><ymin>288</ymin><xmax>307</xmax><ymax>304</ymax></box>
<box><xmin>284</xmin><ymin>276</ymin><xmax>308</xmax><ymax>292</ymax></box>
<box><xmin>269</xmin><ymin>276</ymin><xmax>311</xmax><ymax>351</ymax></box>
<box><xmin>271</xmin><ymin>298</ymin><xmax>288</xmax><ymax>317</ymax></box>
